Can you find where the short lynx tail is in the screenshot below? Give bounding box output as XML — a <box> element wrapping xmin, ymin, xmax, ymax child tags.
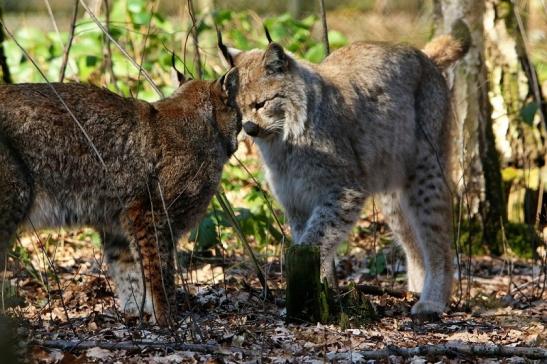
<box><xmin>423</xmin><ymin>19</ymin><xmax>471</xmax><ymax>70</ymax></box>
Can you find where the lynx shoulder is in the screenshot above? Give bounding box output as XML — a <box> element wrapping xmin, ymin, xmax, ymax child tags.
<box><xmin>221</xmin><ymin>33</ymin><xmax>468</xmax><ymax>318</ymax></box>
<box><xmin>0</xmin><ymin>71</ymin><xmax>241</xmax><ymax>326</ymax></box>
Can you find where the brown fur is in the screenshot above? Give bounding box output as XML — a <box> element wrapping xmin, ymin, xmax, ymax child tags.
<box><xmin>423</xmin><ymin>34</ymin><xmax>468</xmax><ymax>71</ymax></box>
<box><xmin>0</xmin><ymin>73</ymin><xmax>241</xmax><ymax>326</ymax></box>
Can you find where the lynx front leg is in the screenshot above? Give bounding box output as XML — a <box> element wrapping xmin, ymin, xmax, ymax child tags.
<box><xmin>103</xmin><ymin>230</ymin><xmax>149</xmax><ymax>319</ymax></box>
<box><xmin>403</xmin><ymin>155</ymin><xmax>453</xmax><ymax>318</ymax></box>
<box><xmin>298</xmin><ymin>188</ymin><xmax>366</xmax><ymax>283</ymax></box>
<box><xmin>121</xmin><ymin>206</ymin><xmax>175</xmax><ymax>327</ymax></box>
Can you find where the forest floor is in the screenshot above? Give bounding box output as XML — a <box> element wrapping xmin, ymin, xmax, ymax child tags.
<box><xmin>2</xmin><ymin>223</ymin><xmax>546</xmax><ymax>364</ymax></box>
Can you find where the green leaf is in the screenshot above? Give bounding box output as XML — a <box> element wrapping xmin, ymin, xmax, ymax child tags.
<box><xmin>189</xmin><ymin>216</ymin><xmax>220</xmax><ymax>252</ymax></box>
<box><xmin>213</xmin><ymin>9</ymin><xmax>233</xmax><ymax>24</ymax></box>
<box><xmin>127</xmin><ymin>0</ymin><xmax>146</xmax><ymax>13</ymax></box>
<box><xmin>304</xmin><ymin>43</ymin><xmax>325</xmax><ymax>63</ymax></box>
<box><xmin>520</xmin><ymin>102</ymin><xmax>538</xmax><ymax>125</ymax></box>
<box><xmin>131</xmin><ymin>11</ymin><xmax>152</xmax><ymax>25</ymax></box>
<box><xmin>328</xmin><ymin>30</ymin><xmax>348</xmax><ymax>48</ymax></box>
<box><xmin>85</xmin><ymin>55</ymin><xmax>98</xmax><ymax>67</ymax></box>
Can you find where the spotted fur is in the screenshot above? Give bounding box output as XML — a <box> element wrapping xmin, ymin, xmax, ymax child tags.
<box><xmin>223</xmin><ymin>35</ymin><xmax>467</xmax><ymax>317</ymax></box>
<box><xmin>0</xmin><ymin>74</ymin><xmax>241</xmax><ymax>326</ymax></box>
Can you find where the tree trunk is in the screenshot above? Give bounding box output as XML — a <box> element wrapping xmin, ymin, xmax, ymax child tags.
<box><xmin>484</xmin><ymin>0</ymin><xmax>547</xmax><ymax>229</ymax></box>
<box><xmin>433</xmin><ymin>0</ymin><xmax>507</xmax><ymax>254</ymax></box>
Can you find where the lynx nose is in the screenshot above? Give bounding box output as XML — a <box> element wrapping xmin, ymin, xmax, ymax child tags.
<box><xmin>243</xmin><ymin>121</ymin><xmax>260</xmax><ymax>137</ymax></box>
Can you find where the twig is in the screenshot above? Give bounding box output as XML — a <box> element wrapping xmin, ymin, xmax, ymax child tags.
<box><xmin>59</xmin><ymin>0</ymin><xmax>79</xmax><ymax>82</ymax></box>
<box><xmin>346</xmin><ymin>284</ymin><xmax>413</xmax><ymax>299</ymax></box>
<box><xmin>0</xmin><ymin>7</ymin><xmax>12</xmax><ymax>84</ymax></box>
<box><xmin>215</xmin><ymin>191</ymin><xmax>271</xmax><ymax>299</ymax></box>
<box><xmin>187</xmin><ymin>0</ymin><xmax>202</xmax><ymax>79</ymax></box>
<box><xmin>318</xmin><ymin>0</ymin><xmax>329</xmax><ymax>56</ymax></box>
<box><xmin>102</xmin><ymin>0</ymin><xmax>119</xmax><ymax>92</ymax></box>
<box><xmin>34</xmin><ymin>339</ymin><xmax>250</xmax><ymax>356</ymax></box>
<box><xmin>78</xmin><ymin>0</ymin><xmax>164</xmax><ymax>98</ymax></box>
<box><xmin>329</xmin><ymin>342</ymin><xmax>547</xmax><ymax>360</ymax></box>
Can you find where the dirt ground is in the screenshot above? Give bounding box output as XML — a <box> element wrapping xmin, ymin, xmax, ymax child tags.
<box><xmin>2</xmin><ymin>222</ymin><xmax>545</xmax><ymax>364</ymax></box>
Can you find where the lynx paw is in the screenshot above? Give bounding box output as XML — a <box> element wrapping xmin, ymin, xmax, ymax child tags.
<box><xmin>411</xmin><ymin>300</ymin><xmax>445</xmax><ymax>322</ymax></box>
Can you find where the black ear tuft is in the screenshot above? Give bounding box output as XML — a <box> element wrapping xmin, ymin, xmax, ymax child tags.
<box><xmin>216</xmin><ymin>27</ymin><xmax>235</xmax><ymax>68</ymax></box>
<box><xmin>171</xmin><ymin>51</ymin><xmax>185</xmax><ymax>84</ymax></box>
<box><xmin>263</xmin><ymin>23</ymin><xmax>273</xmax><ymax>44</ymax></box>
<box><xmin>263</xmin><ymin>43</ymin><xmax>288</xmax><ymax>74</ymax></box>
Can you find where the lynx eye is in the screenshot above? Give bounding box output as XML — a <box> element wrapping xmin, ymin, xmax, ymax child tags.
<box><xmin>252</xmin><ymin>93</ymin><xmax>282</xmax><ymax>111</ymax></box>
<box><xmin>253</xmin><ymin>99</ymin><xmax>267</xmax><ymax>111</ymax></box>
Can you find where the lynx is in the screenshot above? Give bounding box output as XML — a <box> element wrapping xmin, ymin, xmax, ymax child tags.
<box><xmin>221</xmin><ymin>33</ymin><xmax>468</xmax><ymax>317</ymax></box>
<box><xmin>0</xmin><ymin>71</ymin><xmax>241</xmax><ymax>326</ymax></box>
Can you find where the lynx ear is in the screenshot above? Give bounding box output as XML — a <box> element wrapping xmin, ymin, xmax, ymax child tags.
<box><xmin>215</xmin><ymin>68</ymin><xmax>239</xmax><ymax>104</ymax></box>
<box><xmin>263</xmin><ymin>42</ymin><xmax>288</xmax><ymax>74</ymax></box>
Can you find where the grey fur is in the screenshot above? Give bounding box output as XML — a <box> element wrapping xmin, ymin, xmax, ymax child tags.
<box><xmin>225</xmin><ymin>37</ymin><xmax>466</xmax><ymax>316</ymax></box>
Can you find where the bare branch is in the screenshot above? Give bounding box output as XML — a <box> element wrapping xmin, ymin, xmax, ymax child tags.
<box><xmin>187</xmin><ymin>0</ymin><xmax>202</xmax><ymax>79</ymax></box>
<box><xmin>34</xmin><ymin>339</ymin><xmax>250</xmax><ymax>356</ymax></box>
<box><xmin>318</xmin><ymin>0</ymin><xmax>329</xmax><ymax>56</ymax></box>
<box><xmin>349</xmin><ymin>284</ymin><xmax>413</xmax><ymax>299</ymax></box>
<box><xmin>215</xmin><ymin>191</ymin><xmax>271</xmax><ymax>299</ymax></box>
<box><xmin>59</xmin><ymin>0</ymin><xmax>80</xmax><ymax>82</ymax></box>
<box><xmin>101</xmin><ymin>0</ymin><xmax>119</xmax><ymax>92</ymax></box>
<box><xmin>78</xmin><ymin>0</ymin><xmax>164</xmax><ymax>98</ymax></box>
<box><xmin>0</xmin><ymin>6</ymin><xmax>12</xmax><ymax>84</ymax></box>
<box><xmin>330</xmin><ymin>343</ymin><xmax>547</xmax><ymax>360</ymax></box>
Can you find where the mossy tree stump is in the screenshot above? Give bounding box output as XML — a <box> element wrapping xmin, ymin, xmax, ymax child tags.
<box><xmin>285</xmin><ymin>245</ymin><xmax>330</xmax><ymax>323</ymax></box>
<box><xmin>285</xmin><ymin>245</ymin><xmax>378</xmax><ymax>326</ymax></box>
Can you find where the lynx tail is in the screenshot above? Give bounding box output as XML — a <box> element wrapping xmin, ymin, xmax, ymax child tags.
<box><xmin>423</xmin><ymin>19</ymin><xmax>471</xmax><ymax>71</ymax></box>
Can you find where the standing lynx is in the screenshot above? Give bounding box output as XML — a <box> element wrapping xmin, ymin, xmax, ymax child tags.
<box><xmin>0</xmin><ymin>71</ymin><xmax>240</xmax><ymax>326</ymax></box>
<box><xmin>221</xmin><ymin>33</ymin><xmax>468</xmax><ymax>317</ymax></box>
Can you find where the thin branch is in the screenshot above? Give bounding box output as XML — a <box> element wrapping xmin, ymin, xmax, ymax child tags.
<box><xmin>59</xmin><ymin>0</ymin><xmax>80</xmax><ymax>82</ymax></box>
<box><xmin>0</xmin><ymin>6</ymin><xmax>12</xmax><ymax>84</ymax></box>
<box><xmin>34</xmin><ymin>339</ymin><xmax>250</xmax><ymax>356</ymax></box>
<box><xmin>318</xmin><ymin>0</ymin><xmax>329</xmax><ymax>56</ymax></box>
<box><xmin>215</xmin><ymin>191</ymin><xmax>271</xmax><ymax>299</ymax></box>
<box><xmin>329</xmin><ymin>343</ymin><xmax>547</xmax><ymax>360</ymax></box>
<box><xmin>348</xmin><ymin>284</ymin><xmax>413</xmax><ymax>299</ymax></box>
<box><xmin>102</xmin><ymin>0</ymin><xmax>119</xmax><ymax>92</ymax></box>
<box><xmin>187</xmin><ymin>0</ymin><xmax>202</xmax><ymax>79</ymax></box>
<box><xmin>78</xmin><ymin>0</ymin><xmax>164</xmax><ymax>98</ymax></box>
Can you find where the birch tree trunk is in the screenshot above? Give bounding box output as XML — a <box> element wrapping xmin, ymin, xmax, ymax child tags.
<box><xmin>433</xmin><ymin>0</ymin><xmax>507</xmax><ymax>254</ymax></box>
<box><xmin>483</xmin><ymin>0</ymin><xmax>547</xmax><ymax>228</ymax></box>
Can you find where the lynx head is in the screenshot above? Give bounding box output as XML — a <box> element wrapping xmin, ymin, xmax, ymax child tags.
<box><xmin>166</xmin><ymin>68</ymin><xmax>241</xmax><ymax>157</ymax></box>
<box><xmin>220</xmin><ymin>42</ymin><xmax>308</xmax><ymax>141</ymax></box>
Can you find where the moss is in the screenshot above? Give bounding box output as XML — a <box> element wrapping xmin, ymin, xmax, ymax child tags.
<box><xmin>334</xmin><ymin>282</ymin><xmax>377</xmax><ymax>328</ymax></box>
<box><xmin>501</xmin><ymin>222</ymin><xmax>542</xmax><ymax>259</ymax></box>
<box><xmin>457</xmin><ymin>220</ymin><xmax>540</xmax><ymax>258</ymax></box>
<box><xmin>285</xmin><ymin>246</ymin><xmax>378</xmax><ymax>326</ymax></box>
<box><xmin>285</xmin><ymin>245</ymin><xmax>327</xmax><ymax>323</ymax></box>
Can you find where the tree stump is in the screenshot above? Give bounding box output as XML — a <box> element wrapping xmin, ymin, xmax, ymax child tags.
<box><xmin>285</xmin><ymin>245</ymin><xmax>330</xmax><ymax>323</ymax></box>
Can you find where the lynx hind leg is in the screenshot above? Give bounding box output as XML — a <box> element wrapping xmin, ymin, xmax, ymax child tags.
<box><xmin>404</xmin><ymin>153</ymin><xmax>453</xmax><ymax>317</ymax></box>
<box><xmin>378</xmin><ymin>192</ymin><xmax>425</xmax><ymax>293</ymax></box>
<box><xmin>121</xmin><ymin>206</ymin><xmax>175</xmax><ymax>327</ymax></box>
<box><xmin>103</xmin><ymin>230</ymin><xmax>150</xmax><ymax>319</ymax></box>
<box><xmin>0</xmin><ymin>145</ymin><xmax>32</xmax><ymax>272</ymax></box>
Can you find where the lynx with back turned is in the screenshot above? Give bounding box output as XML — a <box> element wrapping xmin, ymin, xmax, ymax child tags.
<box><xmin>221</xmin><ymin>32</ymin><xmax>469</xmax><ymax>317</ymax></box>
<box><xmin>0</xmin><ymin>71</ymin><xmax>241</xmax><ymax>326</ymax></box>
